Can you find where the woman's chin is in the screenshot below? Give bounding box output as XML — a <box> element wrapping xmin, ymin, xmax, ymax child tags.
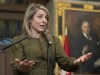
<box><xmin>38</xmin><ymin>29</ymin><xmax>45</xmax><ymax>33</ymax></box>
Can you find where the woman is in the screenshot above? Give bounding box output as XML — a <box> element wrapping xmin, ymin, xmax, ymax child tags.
<box><xmin>9</xmin><ymin>3</ymin><xmax>92</xmax><ymax>75</ymax></box>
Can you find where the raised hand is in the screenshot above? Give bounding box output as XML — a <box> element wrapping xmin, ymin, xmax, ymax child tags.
<box><xmin>74</xmin><ymin>52</ymin><xmax>92</xmax><ymax>65</ymax></box>
<box><xmin>15</xmin><ymin>58</ymin><xmax>35</xmax><ymax>72</ymax></box>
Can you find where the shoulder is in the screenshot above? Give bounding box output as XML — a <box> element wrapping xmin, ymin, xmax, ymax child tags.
<box><xmin>13</xmin><ymin>36</ymin><xmax>20</xmax><ymax>40</ymax></box>
<box><xmin>12</xmin><ymin>36</ymin><xmax>21</xmax><ymax>42</ymax></box>
<box><xmin>52</xmin><ymin>35</ymin><xmax>61</xmax><ymax>43</ymax></box>
<box><xmin>52</xmin><ymin>35</ymin><xmax>59</xmax><ymax>40</ymax></box>
<box><xmin>12</xmin><ymin>34</ymin><xmax>27</xmax><ymax>42</ymax></box>
<box><xmin>12</xmin><ymin>35</ymin><xmax>28</xmax><ymax>46</ymax></box>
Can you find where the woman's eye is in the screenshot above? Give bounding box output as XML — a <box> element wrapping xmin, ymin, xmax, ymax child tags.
<box><xmin>37</xmin><ymin>15</ymin><xmax>48</xmax><ymax>20</ymax></box>
<box><xmin>45</xmin><ymin>16</ymin><xmax>48</xmax><ymax>20</ymax></box>
<box><xmin>38</xmin><ymin>15</ymin><xmax>42</xmax><ymax>19</ymax></box>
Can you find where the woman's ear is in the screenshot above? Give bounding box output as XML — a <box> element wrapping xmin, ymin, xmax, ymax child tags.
<box><xmin>28</xmin><ymin>19</ymin><xmax>32</xmax><ymax>28</ymax></box>
<box><xmin>28</xmin><ymin>19</ymin><xmax>32</xmax><ymax>26</ymax></box>
<box><xmin>29</xmin><ymin>19</ymin><xmax>32</xmax><ymax>23</ymax></box>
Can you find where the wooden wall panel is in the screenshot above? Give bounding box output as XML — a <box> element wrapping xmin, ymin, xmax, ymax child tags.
<box><xmin>0</xmin><ymin>52</ymin><xmax>6</xmax><ymax>75</ymax></box>
<box><xmin>0</xmin><ymin>51</ymin><xmax>13</xmax><ymax>75</ymax></box>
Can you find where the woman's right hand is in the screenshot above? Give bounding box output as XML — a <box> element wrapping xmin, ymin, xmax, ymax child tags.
<box><xmin>15</xmin><ymin>58</ymin><xmax>35</xmax><ymax>72</ymax></box>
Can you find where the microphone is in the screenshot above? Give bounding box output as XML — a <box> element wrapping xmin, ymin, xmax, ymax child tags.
<box><xmin>43</xmin><ymin>29</ymin><xmax>52</xmax><ymax>45</ymax></box>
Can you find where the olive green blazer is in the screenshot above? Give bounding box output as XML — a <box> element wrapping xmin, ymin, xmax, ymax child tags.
<box><xmin>9</xmin><ymin>35</ymin><xmax>79</xmax><ymax>75</ymax></box>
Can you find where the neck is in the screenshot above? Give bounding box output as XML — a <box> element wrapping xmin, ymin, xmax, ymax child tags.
<box><xmin>30</xmin><ymin>29</ymin><xmax>41</xmax><ymax>38</ymax></box>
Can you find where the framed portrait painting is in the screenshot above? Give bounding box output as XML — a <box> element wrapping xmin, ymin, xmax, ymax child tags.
<box><xmin>56</xmin><ymin>1</ymin><xmax>100</xmax><ymax>74</ymax></box>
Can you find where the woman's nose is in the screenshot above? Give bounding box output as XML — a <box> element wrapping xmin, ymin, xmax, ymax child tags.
<box><xmin>42</xmin><ymin>17</ymin><xmax>47</xmax><ymax>24</ymax></box>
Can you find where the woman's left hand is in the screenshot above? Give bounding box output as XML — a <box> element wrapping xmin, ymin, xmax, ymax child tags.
<box><xmin>74</xmin><ymin>52</ymin><xmax>92</xmax><ymax>65</ymax></box>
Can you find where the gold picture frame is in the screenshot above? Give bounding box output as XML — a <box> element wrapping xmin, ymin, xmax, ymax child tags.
<box><xmin>56</xmin><ymin>1</ymin><xmax>100</xmax><ymax>74</ymax></box>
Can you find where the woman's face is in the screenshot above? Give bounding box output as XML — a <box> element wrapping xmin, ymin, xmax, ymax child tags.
<box><xmin>30</xmin><ymin>9</ymin><xmax>48</xmax><ymax>33</ymax></box>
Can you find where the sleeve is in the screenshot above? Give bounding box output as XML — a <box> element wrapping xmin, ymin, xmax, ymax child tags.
<box><xmin>9</xmin><ymin>36</ymin><xmax>28</xmax><ymax>75</ymax></box>
<box><xmin>55</xmin><ymin>36</ymin><xmax>79</xmax><ymax>72</ymax></box>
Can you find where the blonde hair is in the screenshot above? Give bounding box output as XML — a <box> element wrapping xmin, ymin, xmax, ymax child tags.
<box><xmin>23</xmin><ymin>3</ymin><xmax>49</xmax><ymax>36</ymax></box>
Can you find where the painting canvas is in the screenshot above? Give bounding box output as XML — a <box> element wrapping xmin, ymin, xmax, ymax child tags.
<box><xmin>56</xmin><ymin>2</ymin><xmax>100</xmax><ymax>74</ymax></box>
<box><xmin>65</xmin><ymin>9</ymin><xmax>100</xmax><ymax>74</ymax></box>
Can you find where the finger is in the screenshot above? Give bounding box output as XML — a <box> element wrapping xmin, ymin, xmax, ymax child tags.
<box><xmin>15</xmin><ymin>58</ymin><xmax>20</xmax><ymax>64</ymax></box>
<box><xmin>78</xmin><ymin>55</ymin><xmax>86</xmax><ymax>63</ymax></box>
<box><xmin>15</xmin><ymin>58</ymin><xmax>24</xmax><ymax>67</ymax></box>
<box><xmin>26</xmin><ymin>61</ymin><xmax>35</xmax><ymax>66</ymax></box>
<box><xmin>29</xmin><ymin>61</ymin><xmax>35</xmax><ymax>65</ymax></box>
<box><xmin>74</xmin><ymin>58</ymin><xmax>81</xmax><ymax>65</ymax></box>
<box><xmin>82</xmin><ymin>53</ymin><xmax>91</xmax><ymax>62</ymax></box>
<box><xmin>85</xmin><ymin>52</ymin><xmax>92</xmax><ymax>59</ymax></box>
<box><xmin>26</xmin><ymin>61</ymin><xmax>34</xmax><ymax>65</ymax></box>
<box><xmin>22</xmin><ymin>59</ymin><xmax>28</xmax><ymax>63</ymax></box>
<box><xmin>79</xmin><ymin>58</ymin><xmax>82</xmax><ymax>62</ymax></box>
<box><xmin>81</xmin><ymin>56</ymin><xmax>87</xmax><ymax>62</ymax></box>
<box><xmin>18</xmin><ymin>59</ymin><xmax>28</xmax><ymax>67</ymax></box>
<box><xmin>87</xmin><ymin>52</ymin><xmax>92</xmax><ymax>56</ymax></box>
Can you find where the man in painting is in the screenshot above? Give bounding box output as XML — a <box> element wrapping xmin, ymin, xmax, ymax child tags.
<box><xmin>75</xmin><ymin>20</ymin><xmax>100</xmax><ymax>74</ymax></box>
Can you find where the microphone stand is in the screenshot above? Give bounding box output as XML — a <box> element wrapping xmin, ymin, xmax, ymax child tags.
<box><xmin>47</xmin><ymin>41</ymin><xmax>54</xmax><ymax>75</ymax></box>
<box><xmin>0</xmin><ymin>35</ymin><xmax>28</xmax><ymax>52</ymax></box>
<box><xmin>43</xmin><ymin>30</ymin><xmax>54</xmax><ymax>75</ymax></box>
